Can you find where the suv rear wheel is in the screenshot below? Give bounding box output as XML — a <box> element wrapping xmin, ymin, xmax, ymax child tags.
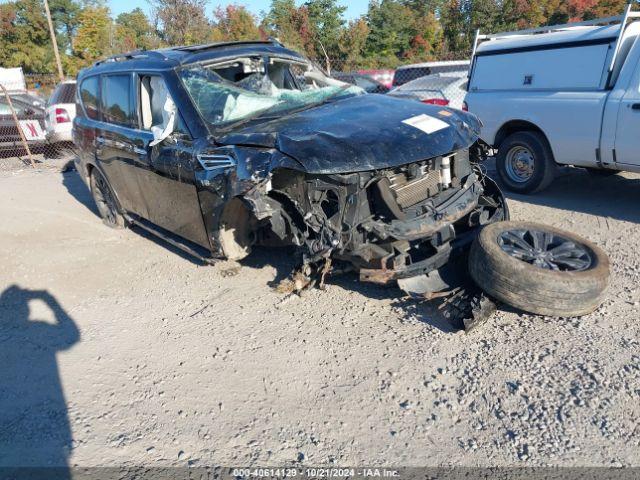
<box><xmin>90</xmin><ymin>169</ymin><xmax>126</xmax><ymax>229</ymax></box>
<box><xmin>496</xmin><ymin>131</ymin><xmax>556</xmax><ymax>194</ymax></box>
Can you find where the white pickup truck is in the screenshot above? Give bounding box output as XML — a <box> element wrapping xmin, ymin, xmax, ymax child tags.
<box><xmin>465</xmin><ymin>5</ymin><xmax>640</xmax><ymax>193</ymax></box>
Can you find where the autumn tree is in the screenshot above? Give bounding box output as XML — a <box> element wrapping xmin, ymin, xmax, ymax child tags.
<box><xmin>500</xmin><ymin>0</ymin><xmax>546</xmax><ymax>30</ymax></box>
<box><xmin>590</xmin><ymin>0</ymin><xmax>627</xmax><ymax>17</ymax></box>
<box><xmin>0</xmin><ymin>0</ymin><xmax>635</xmax><ymax>75</ymax></box>
<box><xmin>72</xmin><ymin>6</ymin><xmax>111</xmax><ymax>68</ymax></box>
<box><xmin>211</xmin><ymin>4</ymin><xmax>261</xmax><ymax>41</ymax></box>
<box><xmin>150</xmin><ymin>0</ymin><xmax>211</xmax><ymax>45</ymax></box>
<box><xmin>262</xmin><ymin>0</ymin><xmax>316</xmax><ymax>56</ymax></box>
<box><xmin>337</xmin><ymin>18</ymin><xmax>369</xmax><ymax>69</ymax></box>
<box><xmin>404</xmin><ymin>11</ymin><xmax>442</xmax><ymax>61</ymax></box>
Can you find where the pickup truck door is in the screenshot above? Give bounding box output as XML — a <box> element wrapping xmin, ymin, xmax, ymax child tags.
<box><xmin>614</xmin><ymin>64</ymin><xmax>640</xmax><ymax>167</ymax></box>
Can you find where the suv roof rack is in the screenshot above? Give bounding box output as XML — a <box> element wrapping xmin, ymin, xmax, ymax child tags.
<box><xmin>470</xmin><ymin>2</ymin><xmax>640</xmax><ymax>76</ymax></box>
<box><xmin>94</xmin><ymin>50</ymin><xmax>170</xmax><ymax>66</ymax></box>
<box><xmin>171</xmin><ymin>40</ymin><xmax>275</xmax><ymax>53</ymax></box>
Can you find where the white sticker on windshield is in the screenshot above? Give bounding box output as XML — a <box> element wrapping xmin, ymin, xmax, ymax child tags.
<box><xmin>402</xmin><ymin>114</ymin><xmax>450</xmax><ymax>135</ymax></box>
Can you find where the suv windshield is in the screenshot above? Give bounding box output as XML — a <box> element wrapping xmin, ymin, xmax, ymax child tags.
<box><xmin>179</xmin><ymin>56</ymin><xmax>363</xmax><ymax>129</ymax></box>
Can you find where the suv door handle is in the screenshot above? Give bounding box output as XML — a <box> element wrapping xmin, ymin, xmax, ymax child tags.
<box><xmin>632</xmin><ymin>103</ymin><xmax>640</xmax><ymax>110</ymax></box>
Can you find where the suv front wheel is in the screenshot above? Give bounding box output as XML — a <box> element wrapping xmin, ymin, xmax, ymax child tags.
<box><xmin>496</xmin><ymin>131</ymin><xmax>556</xmax><ymax>194</ymax></box>
<box><xmin>90</xmin><ymin>169</ymin><xmax>126</xmax><ymax>229</ymax></box>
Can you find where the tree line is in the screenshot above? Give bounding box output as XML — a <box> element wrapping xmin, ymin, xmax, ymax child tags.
<box><xmin>0</xmin><ymin>0</ymin><xmax>630</xmax><ymax>76</ymax></box>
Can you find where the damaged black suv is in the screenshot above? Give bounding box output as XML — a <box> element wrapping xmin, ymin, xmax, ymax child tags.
<box><xmin>73</xmin><ymin>40</ymin><xmax>508</xmax><ymax>297</ymax></box>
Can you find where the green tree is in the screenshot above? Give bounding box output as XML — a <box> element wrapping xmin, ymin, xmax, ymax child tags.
<box><xmin>49</xmin><ymin>0</ymin><xmax>82</xmax><ymax>52</ymax></box>
<box><xmin>304</xmin><ymin>0</ymin><xmax>346</xmax><ymax>58</ymax></box>
<box><xmin>114</xmin><ymin>7</ymin><xmax>160</xmax><ymax>51</ymax></box>
<box><xmin>364</xmin><ymin>0</ymin><xmax>415</xmax><ymax>64</ymax></box>
<box><xmin>1</xmin><ymin>0</ymin><xmax>56</xmax><ymax>73</ymax></box>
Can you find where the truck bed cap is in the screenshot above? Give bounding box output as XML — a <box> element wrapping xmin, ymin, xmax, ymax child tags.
<box><xmin>476</xmin><ymin>24</ymin><xmax>621</xmax><ymax>55</ymax></box>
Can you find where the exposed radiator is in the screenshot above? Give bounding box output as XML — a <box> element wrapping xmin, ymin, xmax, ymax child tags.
<box><xmin>388</xmin><ymin>169</ymin><xmax>441</xmax><ymax>208</ymax></box>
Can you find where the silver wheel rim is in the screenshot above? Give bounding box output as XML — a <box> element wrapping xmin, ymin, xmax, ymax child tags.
<box><xmin>498</xmin><ymin>229</ymin><xmax>593</xmax><ymax>272</ymax></box>
<box><xmin>505</xmin><ymin>146</ymin><xmax>535</xmax><ymax>183</ymax></box>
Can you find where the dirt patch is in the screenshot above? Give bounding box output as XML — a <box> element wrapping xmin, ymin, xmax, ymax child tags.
<box><xmin>0</xmin><ymin>165</ymin><xmax>638</xmax><ymax>468</ymax></box>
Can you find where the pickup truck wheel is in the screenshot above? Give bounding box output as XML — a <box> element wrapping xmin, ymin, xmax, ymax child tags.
<box><xmin>90</xmin><ymin>169</ymin><xmax>126</xmax><ymax>229</ymax></box>
<box><xmin>469</xmin><ymin>221</ymin><xmax>609</xmax><ymax>317</ymax></box>
<box><xmin>496</xmin><ymin>131</ymin><xmax>556</xmax><ymax>193</ymax></box>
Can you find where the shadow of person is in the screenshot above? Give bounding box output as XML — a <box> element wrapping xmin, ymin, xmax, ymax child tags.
<box><xmin>0</xmin><ymin>286</ymin><xmax>79</xmax><ymax>477</ymax></box>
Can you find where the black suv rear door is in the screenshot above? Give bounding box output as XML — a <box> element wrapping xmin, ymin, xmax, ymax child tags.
<box><xmin>96</xmin><ymin>73</ymin><xmax>149</xmax><ymax>218</ymax></box>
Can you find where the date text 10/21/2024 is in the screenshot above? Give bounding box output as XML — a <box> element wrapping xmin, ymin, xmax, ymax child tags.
<box><xmin>232</xmin><ymin>468</ymin><xmax>400</xmax><ymax>478</ymax></box>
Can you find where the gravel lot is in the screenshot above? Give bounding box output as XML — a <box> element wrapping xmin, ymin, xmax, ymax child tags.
<box><xmin>0</xmin><ymin>162</ymin><xmax>639</xmax><ymax>468</ymax></box>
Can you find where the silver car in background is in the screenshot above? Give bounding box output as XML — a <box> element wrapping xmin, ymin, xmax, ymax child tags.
<box><xmin>389</xmin><ymin>72</ymin><xmax>468</xmax><ymax>109</ymax></box>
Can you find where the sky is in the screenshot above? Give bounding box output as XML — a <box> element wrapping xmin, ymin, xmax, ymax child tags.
<box><xmin>107</xmin><ymin>0</ymin><xmax>370</xmax><ymax>21</ymax></box>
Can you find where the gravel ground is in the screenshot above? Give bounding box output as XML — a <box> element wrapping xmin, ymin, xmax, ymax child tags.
<box><xmin>0</xmin><ymin>163</ymin><xmax>638</xmax><ymax>469</ymax></box>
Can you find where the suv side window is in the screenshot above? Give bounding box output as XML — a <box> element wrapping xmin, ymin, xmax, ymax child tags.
<box><xmin>102</xmin><ymin>74</ymin><xmax>134</xmax><ymax>127</ymax></box>
<box><xmin>79</xmin><ymin>76</ymin><xmax>100</xmax><ymax>120</ymax></box>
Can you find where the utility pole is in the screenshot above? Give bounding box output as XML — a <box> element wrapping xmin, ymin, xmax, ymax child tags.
<box><xmin>43</xmin><ymin>0</ymin><xmax>64</xmax><ymax>82</ymax></box>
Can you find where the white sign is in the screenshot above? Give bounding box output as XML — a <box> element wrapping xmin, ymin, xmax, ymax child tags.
<box><xmin>0</xmin><ymin>67</ymin><xmax>26</xmax><ymax>91</ymax></box>
<box><xmin>402</xmin><ymin>114</ymin><xmax>450</xmax><ymax>135</ymax></box>
<box><xmin>18</xmin><ymin>120</ymin><xmax>46</xmax><ymax>141</ymax></box>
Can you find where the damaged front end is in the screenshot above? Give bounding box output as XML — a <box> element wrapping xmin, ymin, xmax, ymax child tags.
<box><xmin>246</xmin><ymin>145</ymin><xmax>507</xmax><ymax>296</ymax></box>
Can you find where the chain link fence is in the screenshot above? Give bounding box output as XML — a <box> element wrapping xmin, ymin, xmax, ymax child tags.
<box><xmin>1</xmin><ymin>73</ymin><xmax>74</xmax><ymax>170</ymax></box>
<box><xmin>322</xmin><ymin>55</ymin><xmax>470</xmax><ymax>109</ymax></box>
<box><xmin>1</xmin><ymin>55</ymin><xmax>470</xmax><ymax>169</ymax></box>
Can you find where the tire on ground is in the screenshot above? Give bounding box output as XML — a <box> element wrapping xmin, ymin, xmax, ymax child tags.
<box><xmin>469</xmin><ymin>221</ymin><xmax>610</xmax><ymax>317</ymax></box>
<box><xmin>89</xmin><ymin>168</ymin><xmax>126</xmax><ymax>229</ymax></box>
<box><xmin>496</xmin><ymin>131</ymin><xmax>557</xmax><ymax>194</ymax></box>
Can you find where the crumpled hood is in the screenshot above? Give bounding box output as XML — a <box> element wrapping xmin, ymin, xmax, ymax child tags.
<box><xmin>216</xmin><ymin>93</ymin><xmax>481</xmax><ymax>174</ymax></box>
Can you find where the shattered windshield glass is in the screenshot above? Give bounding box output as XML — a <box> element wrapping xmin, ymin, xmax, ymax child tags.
<box><xmin>179</xmin><ymin>56</ymin><xmax>364</xmax><ymax>128</ymax></box>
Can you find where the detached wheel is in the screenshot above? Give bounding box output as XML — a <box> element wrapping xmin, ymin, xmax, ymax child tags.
<box><xmin>496</xmin><ymin>131</ymin><xmax>556</xmax><ymax>194</ymax></box>
<box><xmin>90</xmin><ymin>169</ymin><xmax>125</xmax><ymax>229</ymax></box>
<box><xmin>469</xmin><ymin>221</ymin><xmax>609</xmax><ymax>317</ymax></box>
